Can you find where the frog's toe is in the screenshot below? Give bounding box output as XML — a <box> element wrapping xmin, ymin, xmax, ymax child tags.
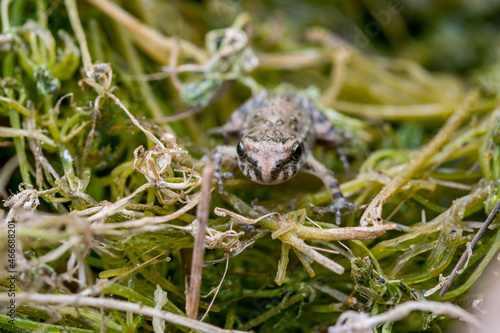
<box><xmin>311</xmin><ymin>199</ymin><xmax>358</xmax><ymax>224</ymax></box>
<box><xmin>215</xmin><ymin>171</ymin><xmax>234</xmax><ymax>193</ymax></box>
<box><xmin>215</xmin><ymin>172</ymin><xmax>224</xmax><ymax>193</ymax></box>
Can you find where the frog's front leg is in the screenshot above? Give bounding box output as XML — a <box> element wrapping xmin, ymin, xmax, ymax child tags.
<box><xmin>302</xmin><ymin>154</ymin><xmax>357</xmax><ymax>224</ymax></box>
<box><xmin>214</xmin><ymin>145</ymin><xmax>238</xmax><ymax>193</ymax></box>
<box><xmin>297</xmin><ymin>93</ymin><xmax>351</xmax><ymax>173</ymax></box>
<box><xmin>215</xmin><ymin>90</ymin><xmax>268</xmax><ymax>141</ymax></box>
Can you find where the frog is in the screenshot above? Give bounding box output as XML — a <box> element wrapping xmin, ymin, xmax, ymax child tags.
<box><xmin>213</xmin><ymin>90</ymin><xmax>356</xmax><ymax>223</ymax></box>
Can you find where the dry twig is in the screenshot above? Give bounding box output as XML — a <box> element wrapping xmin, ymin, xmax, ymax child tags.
<box><xmin>186</xmin><ymin>161</ymin><xmax>214</xmax><ymax>319</ymax></box>
<box><xmin>0</xmin><ymin>293</ymin><xmax>244</xmax><ymax>333</ymax></box>
<box><xmin>328</xmin><ymin>300</ymin><xmax>483</xmax><ymax>333</ymax></box>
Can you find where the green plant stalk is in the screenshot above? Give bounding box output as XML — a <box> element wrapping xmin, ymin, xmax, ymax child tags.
<box><xmin>57</xmin><ymin>307</ymin><xmax>122</xmax><ymax>332</ymax></box>
<box><xmin>3</xmin><ymin>53</ymin><xmax>31</xmax><ymax>185</ymax></box>
<box><xmin>88</xmin><ymin>19</ymin><xmax>105</xmax><ymax>63</ymax></box>
<box><xmin>36</xmin><ymin>0</ymin><xmax>47</xmax><ymax>29</ymax></box>
<box><xmin>359</xmin><ymin>149</ymin><xmax>410</xmax><ymax>173</ymax></box>
<box><xmin>224</xmin><ymin>306</ymin><xmax>237</xmax><ymax>329</ymax></box>
<box><xmin>397</xmin><ymin>243</ymin><xmax>461</xmax><ymax>284</ymax></box>
<box><xmin>112</xmin><ymin>13</ymin><xmax>169</xmax><ymax>122</ymax></box>
<box><xmin>0</xmin><ymin>227</ymin><xmax>74</xmax><ymax>245</ymax></box>
<box><xmin>60</xmin><ymin>113</ymin><xmax>81</xmax><ymax>137</ymax></box>
<box><xmin>360</xmin><ymin>92</ymin><xmax>479</xmax><ymax>225</ymax></box>
<box><xmin>275</xmin><ymin>242</ymin><xmax>291</xmax><ymax>285</ymax></box>
<box><xmin>8</xmin><ymin>109</ymin><xmax>31</xmax><ymax>184</ymax></box>
<box><xmin>103</xmin><ymin>284</ymin><xmax>189</xmax><ymax>332</ymax></box>
<box><xmin>10</xmin><ymin>0</ymin><xmax>25</xmax><ymax>26</ymax></box>
<box><xmin>1</xmin><ymin>0</ymin><xmax>12</xmax><ymax>32</ymax></box>
<box><xmin>372</xmin><ymin>184</ymin><xmax>489</xmax><ymax>257</ymax></box>
<box><xmin>0</xmin><ymin>97</ymin><xmax>32</xmax><ymax>117</ymax></box>
<box><xmin>43</xmin><ymin>93</ymin><xmax>61</xmax><ymax>143</ymax></box>
<box><xmin>125</xmin><ymin>277</ymin><xmax>135</xmax><ymax>332</ymax></box>
<box><xmin>139</xmin><ymin>265</ymin><xmax>186</xmax><ymax>299</ymax></box>
<box><xmin>412</xmin><ymin>193</ymin><xmax>447</xmax><ymax>213</ymax></box>
<box><xmin>0</xmin><ymin>126</ymin><xmax>56</xmax><ymax>146</ymax></box>
<box><xmin>65</xmin><ymin>0</ymin><xmax>92</xmax><ymax>73</ymax></box>
<box><xmin>442</xmin><ymin>226</ymin><xmax>500</xmax><ymax>299</ymax></box>
<box><xmin>0</xmin><ymin>314</ymin><xmax>94</xmax><ymax>333</ymax></box>
<box><xmin>238</xmin><ymin>287</ymin><xmax>313</xmax><ymax>331</ymax></box>
<box><xmin>104</xmin><ymin>283</ymin><xmax>186</xmax><ymax>317</ymax></box>
<box><xmin>145</xmin><ymin>187</ymin><xmax>156</xmax><ymax>217</ymax></box>
<box><xmin>493</xmin><ymin>140</ymin><xmax>500</xmax><ymax>181</ymax></box>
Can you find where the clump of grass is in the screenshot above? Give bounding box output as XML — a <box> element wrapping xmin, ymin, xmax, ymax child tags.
<box><xmin>1</xmin><ymin>1</ymin><xmax>499</xmax><ymax>332</ymax></box>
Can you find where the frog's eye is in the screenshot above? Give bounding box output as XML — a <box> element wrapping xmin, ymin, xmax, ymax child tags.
<box><xmin>236</xmin><ymin>141</ymin><xmax>246</xmax><ymax>159</ymax></box>
<box><xmin>291</xmin><ymin>141</ymin><xmax>303</xmax><ymax>161</ymax></box>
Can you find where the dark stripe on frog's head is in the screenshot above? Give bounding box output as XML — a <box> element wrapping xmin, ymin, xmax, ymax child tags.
<box><xmin>239</xmin><ymin>155</ymin><xmax>263</xmax><ymax>182</ymax></box>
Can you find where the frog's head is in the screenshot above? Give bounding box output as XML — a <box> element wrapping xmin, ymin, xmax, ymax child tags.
<box><xmin>236</xmin><ymin>136</ymin><xmax>305</xmax><ymax>185</ymax></box>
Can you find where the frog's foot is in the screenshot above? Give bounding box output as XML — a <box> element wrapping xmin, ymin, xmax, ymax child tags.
<box><xmin>215</xmin><ymin>171</ymin><xmax>233</xmax><ymax>193</ymax></box>
<box><xmin>311</xmin><ymin>199</ymin><xmax>358</xmax><ymax>225</ymax></box>
<box><xmin>214</xmin><ymin>145</ymin><xmax>238</xmax><ymax>193</ymax></box>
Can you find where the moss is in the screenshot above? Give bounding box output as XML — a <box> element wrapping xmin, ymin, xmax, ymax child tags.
<box><xmin>0</xmin><ymin>1</ymin><xmax>499</xmax><ymax>332</ymax></box>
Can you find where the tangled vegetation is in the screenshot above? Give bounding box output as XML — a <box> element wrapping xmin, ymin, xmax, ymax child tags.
<box><xmin>1</xmin><ymin>0</ymin><xmax>500</xmax><ymax>332</ymax></box>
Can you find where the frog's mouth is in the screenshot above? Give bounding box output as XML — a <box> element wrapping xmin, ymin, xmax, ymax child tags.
<box><xmin>239</xmin><ymin>159</ymin><xmax>300</xmax><ymax>185</ymax></box>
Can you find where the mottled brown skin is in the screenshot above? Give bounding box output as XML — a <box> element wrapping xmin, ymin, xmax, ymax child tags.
<box><xmin>215</xmin><ymin>90</ymin><xmax>354</xmax><ymax>220</ymax></box>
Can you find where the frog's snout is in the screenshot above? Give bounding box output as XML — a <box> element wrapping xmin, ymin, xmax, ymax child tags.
<box><xmin>239</xmin><ymin>158</ymin><xmax>299</xmax><ymax>185</ymax></box>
